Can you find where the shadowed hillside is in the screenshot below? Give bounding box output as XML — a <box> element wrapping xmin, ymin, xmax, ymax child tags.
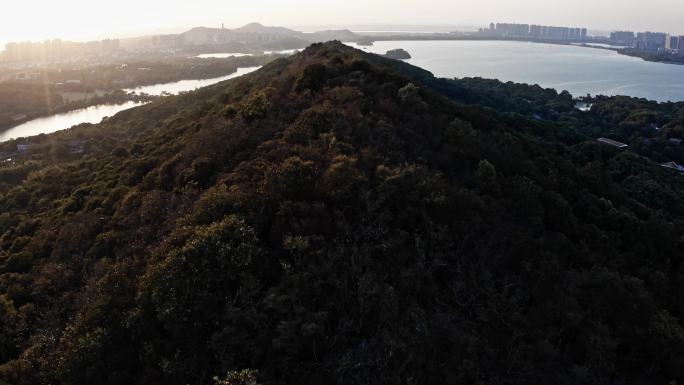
<box><xmin>1</xmin><ymin>42</ymin><xmax>684</xmax><ymax>385</ymax></box>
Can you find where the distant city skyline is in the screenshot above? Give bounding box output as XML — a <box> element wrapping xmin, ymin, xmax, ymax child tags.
<box><xmin>2</xmin><ymin>0</ymin><xmax>684</xmax><ymax>47</ymax></box>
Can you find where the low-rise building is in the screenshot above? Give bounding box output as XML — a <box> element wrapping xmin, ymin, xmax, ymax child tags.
<box><xmin>597</xmin><ymin>137</ymin><xmax>628</xmax><ymax>148</ymax></box>
<box><xmin>661</xmin><ymin>161</ymin><xmax>684</xmax><ymax>172</ymax></box>
<box><xmin>68</xmin><ymin>140</ymin><xmax>85</xmax><ymax>154</ymax></box>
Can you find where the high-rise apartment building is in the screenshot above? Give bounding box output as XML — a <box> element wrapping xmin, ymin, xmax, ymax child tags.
<box><xmin>610</xmin><ymin>31</ymin><xmax>636</xmax><ymax>46</ymax></box>
<box><xmin>635</xmin><ymin>32</ymin><xmax>667</xmax><ymax>51</ymax></box>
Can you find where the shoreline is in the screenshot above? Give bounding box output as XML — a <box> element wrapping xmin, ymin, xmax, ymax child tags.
<box><xmin>2</xmin><ymin>39</ymin><xmax>683</xmax><ymax>140</ymax></box>
<box><xmin>348</xmin><ymin>39</ymin><xmax>684</xmax><ymax>103</ymax></box>
<box><xmin>363</xmin><ymin>35</ymin><xmax>684</xmax><ymax>67</ymax></box>
<box><xmin>0</xmin><ymin>93</ymin><xmax>157</xmax><ymax>137</ymax></box>
<box><xmin>616</xmin><ymin>49</ymin><xmax>684</xmax><ymax>66</ymax></box>
<box><xmin>0</xmin><ymin>65</ymin><xmax>257</xmax><ymax>137</ymax></box>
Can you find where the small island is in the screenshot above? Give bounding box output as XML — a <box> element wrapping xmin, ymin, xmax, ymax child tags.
<box><xmin>383</xmin><ymin>48</ymin><xmax>412</xmax><ymax>60</ymax></box>
<box><xmin>355</xmin><ymin>36</ymin><xmax>375</xmax><ymax>46</ymax></box>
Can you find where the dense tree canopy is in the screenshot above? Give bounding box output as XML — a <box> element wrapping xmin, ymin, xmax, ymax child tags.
<box><xmin>0</xmin><ymin>42</ymin><xmax>684</xmax><ymax>385</ymax></box>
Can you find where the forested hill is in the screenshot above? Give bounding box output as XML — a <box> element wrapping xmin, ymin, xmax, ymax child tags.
<box><xmin>1</xmin><ymin>41</ymin><xmax>684</xmax><ymax>385</ymax></box>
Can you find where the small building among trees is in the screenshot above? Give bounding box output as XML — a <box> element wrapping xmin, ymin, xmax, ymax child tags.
<box><xmin>661</xmin><ymin>161</ymin><xmax>684</xmax><ymax>173</ymax></box>
<box><xmin>597</xmin><ymin>137</ymin><xmax>628</xmax><ymax>148</ymax></box>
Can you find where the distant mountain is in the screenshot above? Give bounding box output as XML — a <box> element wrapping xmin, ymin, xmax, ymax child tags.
<box><xmin>124</xmin><ymin>23</ymin><xmax>363</xmax><ymax>51</ymax></box>
<box><xmin>1</xmin><ymin>42</ymin><xmax>684</xmax><ymax>385</ymax></box>
<box><xmin>307</xmin><ymin>29</ymin><xmax>359</xmax><ymax>42</ymax></box>
<box><xmin>232</xmin><ymin>22</ymin><xmax>300</xmax><ymax>35</ymax></box>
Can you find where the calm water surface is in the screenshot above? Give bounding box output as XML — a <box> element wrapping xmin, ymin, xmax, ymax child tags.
<box><xmin>347</xmin><ymin>40</ymin><xmax>684</xmax><ymax>102</ymax></box>
<box><xmin>196</xmin><ymin>49</ymin><xmax>301</xmax><ymax>58</ymax></box>
<box><xmin>263</xmin><ymin>49</ymin><xmax>302</xmax><ymax>55</ymax></box>
<box><xmin>0</xmin><ymin>101</ymin><xmax>144</xmax><ymax>142</ymax></box>
<box><xmin>0</xmin><ymin>66</ymin><xmax>261</xmax><ymax>142</ymax></box>
<box><xmin>124</xmin><ymin>66</ymin><xmax>261</xmax><ymax>95</ymax></box>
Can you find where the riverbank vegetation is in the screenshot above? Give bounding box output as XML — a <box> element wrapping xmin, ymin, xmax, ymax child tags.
<box><xmin>0</xmin><ymin>55</ymin><xmax>275</xmax><ymax>133</ymax></box>
<box><xmin>0</xmin><ymin>86</ymin><xmax>156</xmax><ymax>132</ymax></box>
<box><xmin>618</xmin><ymin>48</ymin><xmax>684</xmax><ymax>65</ymax></box>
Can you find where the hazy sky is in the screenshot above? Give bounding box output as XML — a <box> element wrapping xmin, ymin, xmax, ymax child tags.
<box><xmin>2</xmin><ymin>0</ymin><xmax>684</xmax><ymax>44</ymax></box>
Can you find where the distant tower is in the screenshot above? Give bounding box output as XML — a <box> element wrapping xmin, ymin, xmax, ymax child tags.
<box><xmin>222</xmin><ymin>23</ymin><xmax>224</xmax><ymax>30</ymax></box>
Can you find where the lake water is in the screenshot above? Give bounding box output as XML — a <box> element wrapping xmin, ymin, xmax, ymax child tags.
<box><xmin>576</xmin><ymin>43</ymin><xmax>627</xmax><ymax>49</ymax></box>
<box><xmin>346</xmin><ymin>40</ymin><xmax>684</xmax><ymax>102</ymax></box>
<box><xmin>124</xmin><ymin>66</ymin><xmax>261</xmax><ymax>95</ymax></box>
<box><xmin>196</xmin><ymin>50</ymin><xmax>301</xmax><ymax>58</ymax></box>
<box><xmin>263</xmin><ymin>49</ymin><xmax>302</xmax><ymax>55</ymax></box>
<box><xmin>0</xmin><ymin>66</ymin><xmax>261</xmax><ymax>142</ymax></box>
<box><xmin>0</xmin><ymin>101</ymin><xmax>144</xmax><ymax>142</ymax></box>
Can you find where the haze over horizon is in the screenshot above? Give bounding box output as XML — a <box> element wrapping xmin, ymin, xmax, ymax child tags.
<box><xmin>2</xmin><ymin>0</ymin><xmax>684</xmax><ymax>46</ymax></box>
